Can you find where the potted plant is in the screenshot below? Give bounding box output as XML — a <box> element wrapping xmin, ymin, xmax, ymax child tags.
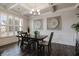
<box><xmin>34</xmin><ymin>31</ymin><xmax>38</xmax><ymax>37</ymax></box>
<box><xmin>34</xmin><ymin>31</ymin><xmax>40</xmax><ymax>38</ymax></box>
<box><xmin>72</xmin><ymin>22</ymin><xmax>79</xmax><ymax>40</ymax></box>
<box><xmin>72</xmin><ymin>22</ymin><xmax>79</xmax><ymax>32</ymax></box>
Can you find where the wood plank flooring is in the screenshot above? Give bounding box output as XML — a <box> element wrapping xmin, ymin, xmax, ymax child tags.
<box><xmin>0</xmin><ymin>42</ymin><xmax>75</xmax><ymax>56</ymax></box>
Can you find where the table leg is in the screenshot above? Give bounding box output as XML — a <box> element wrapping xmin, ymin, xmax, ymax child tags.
<box><xmin>20</xmin><ymin>37</ymin><xmax>24</xmax><ymax>50</ymax></box>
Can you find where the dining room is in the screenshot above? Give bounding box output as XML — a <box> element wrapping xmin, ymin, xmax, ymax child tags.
<box><xmin>0</xmin><ymin>3</ymin><xmax>79</xmax><ymax>56</ymax></box>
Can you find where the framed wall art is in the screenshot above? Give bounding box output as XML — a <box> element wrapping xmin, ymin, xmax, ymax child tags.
<box><xmin>47</xmin><ymin>16</ymin><xmax>62</xmax><ymax>30</ymax></box>
<box><xmin>33</xmin><ymin>19</ymin><xmax>43</xmax><ymax>30</ymax></box>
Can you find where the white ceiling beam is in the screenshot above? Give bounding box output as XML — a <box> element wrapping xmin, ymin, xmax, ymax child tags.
<box><xmin>55</xmin><ymin>6</ymin><xmax>75</xmax><ymax>13</ymax></box>
<box><xmin>20</xmin><ymin>4</ymin><xmax>31</xmax><ymax>10</ymax></box>
<box><xmin>8</xmin><ymin>4</ymin><xmax>18</xmax><ymax>9</ymax></box>
<box><xmin>74</xmin><ymin>3</ymin><xmax>79</xmax><ymax>8</ymax></box>
<box><xmin>22</xmin><ymin>10</ymin><xmax>30</xmax><ymax>15</ymax></box>
<box><xmin>49</xmin><ymin>3</ymin><xmax>63</xmax><ymax>6</ymax></box>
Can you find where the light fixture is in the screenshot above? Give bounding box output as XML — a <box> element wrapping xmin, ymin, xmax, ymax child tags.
<box><xmin>30</xmin><ymin>4</ymin><xmax>40</xmax><ymax>15</ymax></box>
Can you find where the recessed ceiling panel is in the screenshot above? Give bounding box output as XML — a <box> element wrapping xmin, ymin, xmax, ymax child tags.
<box><xmin>24</xmin><ymin>3</ymin><xmax>49</xmax><ymax>10</ymax></box>
<box><xmin>0</xmin><ymin>3</ymin><xmax>77</xmax><ymax>17</ymax></box>
<box><xmin>11</xmin><ymin>4</ymin><xmax>29</xmax><ymax>14</ymax></box>
<box><xmin>0</xmin><ymin>3</ymin><xmax>15</xmax><ymax>9</ymax></box>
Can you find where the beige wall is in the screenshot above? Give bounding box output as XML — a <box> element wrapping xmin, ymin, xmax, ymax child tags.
<box><xmin>29</xmin><ymin>8</ymin><xmax>79</xmax><ymax>46</ymax></box>
<box><xmin>22</xmin><ymin>17</ymin><xmax>29</xmax><ymax>32</ymax></box>
<box><xmin>0</xmin><ymin>6</ymin><xmax>79</xmax><ymax>46</ymax></box>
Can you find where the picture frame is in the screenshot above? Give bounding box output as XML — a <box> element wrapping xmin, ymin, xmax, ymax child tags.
<box><xmin>47</xmin><ymin>16</ymin><xmax>62</xmax><ymax>30</ymax></box>
<box><xmin>33</xmin><ymin>19</ymin><xmax>43</xmax><ymax>30</ymax></box>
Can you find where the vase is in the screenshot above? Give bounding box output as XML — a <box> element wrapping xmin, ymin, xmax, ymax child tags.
<box><xmin>76</xmin><ymin>32</ymin><xmax>79</xmax><ymax>41</ymax></box>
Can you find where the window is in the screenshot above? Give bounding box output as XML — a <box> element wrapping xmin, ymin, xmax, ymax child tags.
<box><xmin>8</xmin><ymin>16</ymin><xmax>14</xmax><ymax>25</ymax></box>
<box><xmin>8</xmin><ymin>16</ymin><xmax>14</xmax><ymax>36</ymax></box>
<box><xmin>0</xmin><ymin>26</ymin><xmax>7</xmax><ymax>32</ymax></box>
<box><xmin>14</xmin><ymin>17</ymin><xmax>23</xmax><ymax>35</ymax></box>
<box><xmin>15</xmin><ymin>17</ymin><xmax>20</xmax><ymax>26</ymax></box>
<box><xmin>0</xmin><ymin>13</ymin><xmax>8</xmax><ymax>37</ymax></box>
<box><xmin>0</xmin><ymin>14</ymin><xmax>7</xmax><ymax>25</ymax></box>
<box><xmin>0</xmin><ymin>13</ymin><xmax>23</xmax><ymax>37</ymax></box>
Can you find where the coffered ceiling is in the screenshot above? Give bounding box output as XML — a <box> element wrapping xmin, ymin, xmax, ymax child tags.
<box><xmin>0</xmin><ymin>3</ymin><xmax>78</xmax><ymax>17</ymax></box>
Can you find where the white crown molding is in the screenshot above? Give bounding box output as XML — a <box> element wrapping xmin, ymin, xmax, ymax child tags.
<box><xmin>8</xmin><ymin>4</ymin><xmax>18</xmax><ymax>10</ymax></box>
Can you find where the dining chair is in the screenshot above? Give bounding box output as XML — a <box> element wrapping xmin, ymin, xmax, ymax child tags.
<box><xmin>39</xmin><ymin>32</ymin><xmax>54</xmax><ymax>56</ymax></box>
<box><xmin>20</xmin><ymin>32</ymin><xmax>28</xmax><ymax>48</ymax></box>
<box><xmin>17</xmin><ymin>31</ymin><xmax>23</xmax><ymax>46</ymax></box>
<box><xmin>21</xmin><ymin>32</ymin><xmax>33</xmax><ymax>51</ymax></box>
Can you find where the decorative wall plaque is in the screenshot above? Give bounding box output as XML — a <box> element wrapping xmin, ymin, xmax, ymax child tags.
<box><xmin>47</xmin><ymin>16</ymin><xmax>62</xmax><ymax>30</ymax></box>
<box><xmin>33</xmin><ymin>19</ymin><xmax>43</xmax><ymax>30</ymax></box>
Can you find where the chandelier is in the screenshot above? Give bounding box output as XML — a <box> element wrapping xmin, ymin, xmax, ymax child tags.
<box><xmin>30</xmin><ymin>9</ymin><xmax>40</xmax><ymax>15</ymax></box>
<box><xmin>30</xmin><ymin>3</ymin><xmax>40</xmax><ymax>15</ymax></box>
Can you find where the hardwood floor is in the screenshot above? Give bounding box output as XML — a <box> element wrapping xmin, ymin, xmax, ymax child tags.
<box><xmin>0</xmin><ymin>43</ymin><xmax>23</xmax><ymax>56</ymax></box>
<box><xmin>0</xmin><ymin>42</ymin><xmax>75</xmax><ymax>56</ymax></box>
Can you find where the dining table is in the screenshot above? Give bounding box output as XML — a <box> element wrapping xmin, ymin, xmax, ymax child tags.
<box><xmin>18</xmin><ymin>34</ymin><xmax>48</xmax><ymax>55</ymax></box>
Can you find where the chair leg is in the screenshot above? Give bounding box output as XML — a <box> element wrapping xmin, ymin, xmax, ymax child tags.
<box><xmin>18</xmin><ymin>39</ymin><xmax>20</xmax><ymax>46</ymax></box>
<box><xmin>18</xmin><ymin>38</ymin><xmax>22</xmax><ymax>46</ymax></box>
<box><xmin>37</xmin><ymin>45</ymin><xmax>42</xmax><ymax>56</ymax></box>
<box><xmin>48</xmin><ymin>46</ymin><xmax>50</xmax><ymax>56</ymax></box>
<box><xmin>42</xmin><ymin>46</ymin><xmax>45</xmax><ymax>56</ymax></box>
<box><xmin>48</xmin><ymin>46</ymin><xmax>51</xmax><ymax>56</ymax></box>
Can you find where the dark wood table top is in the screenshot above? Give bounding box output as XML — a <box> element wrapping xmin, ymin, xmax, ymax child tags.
<box><xmin>16</xmin><ymin>35</ymin><xmax>48</xmax><ymax>40</ymax></box>
<box><xmin>23</xmin><ymin>35</ymin><xmax>48</xmax><ymax>40</ymax></box>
